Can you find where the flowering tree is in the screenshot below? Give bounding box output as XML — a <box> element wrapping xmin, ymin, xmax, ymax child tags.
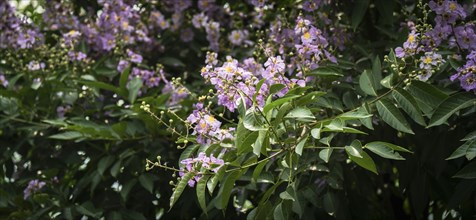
<box><xmin>1</xmin><ymin>0</ymin><xmax>475</xmax><ymax>219</ymax></box>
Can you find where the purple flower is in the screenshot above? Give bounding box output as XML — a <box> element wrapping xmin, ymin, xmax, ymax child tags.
<box><xmin>228</xmin><ymin>30</ymin><xmax>248</xmax><ymax>46</ymax></box>
<box><xmin>97</xmin><ymin>33</ymin><xmax>116</xmax><ymax>51</ymax></box>
<box><xmin>454</xmin><ymin>24</ymin><xmax>476</xmax><ymax>50</ymax></box>
<box><xmin>250</xmin><ymin>0</ymin><xmax>267</xmax><ymax>7</ymax></box>
<box><xmin>127</xmin><ymin>49</ymin><xmax>143</xmax><ymax>64</ymax></box>
<box><xmin>17</xmin><ymin>30</ymin><xmax>38</xmax><ymax>49</ymax></box>
<box><xmin>63</xmin><ymin>30</ymin><xmax>81</xmax><ymax>46</ymax></box>
<box><xmin>425</xmin><ymin>24</ymin><xmax>451</xmax><ymax>46</ymax></box>
<box><xmin>28</xmin><ymin>61</ymin><xmax>45</xmax><ymax>71</ymax></box>
<box><xmin>263</xmin><ymin>56</ymin><xmax>285</xmax><ymax>77</ymax></box>
<box><xmin>0</xmin><ymin>74</ymin><xmax>8</xmax><ymax>87</ymax></box>
<box><xmin>459</xmin><ymin>73</ymin><xmax>476</xmax><ymax>91</ymax></box>
<box><xmin>57</xmin><ymin>105</ymin><xmax>71</xmax><ymax>118</ymax></box>
<box><xmin>302</xmin><ymin>0</ymin><xmax>322</xmax><ymax>12</ymax></box>
<box><xmin>192</xmin><ymin>13</ymin><xmax>208</xmax><ymax>29</ymax></box>
<box><xmin>68</xmin><ymin>51</ymin><xmax>87</xmax><ymax>61</ymax></box>
<box><xmin>117</xmin><ymin>60</ymin><xmax>130</xmax><ymax>73</ymax></box>
<box><xmin>180</xmin><ymin>28</ymin><xmax>194</xmax><ymax>42</ymax></box>
<box><xmin>23</xmin><ymin>179</ymin><xmax>46</xmax><ymax>200</ymax></box>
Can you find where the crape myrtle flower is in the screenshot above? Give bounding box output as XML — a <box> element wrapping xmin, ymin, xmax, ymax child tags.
<box><xmin>429</xmin><ymin>0</ymin><xmax>466</xmax><ymax>24</ymax></box>
<box><xmin>425</xmin><ymin>24</ymin><xmax>451</xmax><ymax>47</ymax></box>
<box><xmin>0</xmin><ymin>74</ymin><xmax>8</xmax><ymax>88</ymax></box>
<box><xmin>179</xmin><ymin>152</ymin><xmax>224</xmax><ymax>187</ymax></box>
<box><xmin>62</xmin><ymin>30</ymin><xmax>81</xmax><ymax>47</ymax></box>
<box><xmin>454</xmin><ymin>24</ymin><xmax>476</xmax><ymax>50</ymax></box>
<box><xmin>192</xmin><ymin>13</ymin><xmax>209</xmax><ymax>29</ymax></box>
<box><xmin>250</xmin><ymin>0</ymin><xmax>267</xmax><ymax>8</ymax></box>
<box><xmin>302</xmin><ymin>0</ymin><xmax>323</xmax><ymax>12</ymax></box>
<box><xmin>23</xmin><ymin>179</ymin><xmax>46</xmax><ymax>200</ymax></box>
<box><xmin>130</xmin><ymin>67</ymin><xmax>161</xmax><ymax>88</ymax></box>
<box><xmin>205</xmin><ymin>21</ymin><xmax>220</xmax><ymax>51</ymax></box>
<box><xmin>57</xmin><ymin>105</ymin><xmax>71</xmax><ymax>118</ymax></box>
<box><xmin>228</xmin><ymin>30</ymin><xmax>248</xmax><ymax>46</ymax></box>
<box><xmin>395</xmin><ymin>30</ymin><xmax>419</xmax><ymax>58</ymax></box>
<box><xmin>174</xmin><ymin>0</ymin><xmax>192</xmax><ymax>13</ymax></box>
<box><xmin>28</xmin><ymin>61</ymin><xmax>46</xmax><ymax>71</ymax></box>
<box><xmin>68</xmin><ymin>51</ymin><xmax>87</xmax><ymax>61</ymax></box>
<box><xmin>180</xmin><ymin>27</ymin><xmax>195</xmax><ymax>42</ymax></box>
<box><xmin>117</xmin><ymin>60</ymin><xmax>130</xmax><ymax>73</ymax></box>
<box><xmin>198</xmin><ymin>0</ymin><xmax>216</xmax><ymax>12</ymax></box>
<box><xmin>0</xmin><ymin>2</ymin><xmax>43</xmax><ymax>49</ymax></box>
<box><xmin>451</xmin><ymin>51</ymin><xmax>476</xmax><ymax>92</ymax></box>
<box><xmin>127</xmin><ymin>49</ymin><xmax>143</xmax><ymax>64</ymax></box>
<box><xmin>418</xmin><ymin>51</ymin><xmax>444</xmax><ymax>81</ymax></box>
<box><xmin>186</xmin><ymin>103</ymin><xmax>233</xmax><ymax>145</ymax></box>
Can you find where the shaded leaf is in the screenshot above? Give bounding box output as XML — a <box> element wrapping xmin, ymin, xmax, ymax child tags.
<box><xmin>376</xmin><ymin>98</ymin><xmax>414</xmax><ymax>134</ymax></box>
<box><xmin>392</xmin><ymin>88</ymin><xmax>426</xmax><ymax>126</ymax></box>
<box><xmin>428</xmin><ymin>93</ymin><xmax>476</xmax><ymax>127</ymax></box>
<box><xmin>170</xmin><ymin>172</ymin><xmax>195</xmax><ymax>209</ymax></box>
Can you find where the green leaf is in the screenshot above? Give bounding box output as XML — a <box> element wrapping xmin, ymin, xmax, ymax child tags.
<box><xmin>263</xmin><ymin>95</ymin><xmax>300</xmax><ymax>113</ymax></box>
<box><xmin>121</xmin><ymin>179</ymin><xmax>137</xmax><ymax>201</ymax></box>
<box><xmin>243</xmin><ymin>110</ymin><xmax>268</xmax><ymax>131</ymax></box>
<box><xmin>372</xmin><ymin>57</ymin><xmax>383</xmax><ymax>85</ymax></box>
<box><xmin>285</xmin><ymin>107</ymin><xmax>315</xmax><ymax>122</ymax></box>
<box><xmin>392</xmin><ymin>88</ymin><xmax>426</xmax><ymax>126</ymax></box>
<box><xmin>364</xmin><ymin>142</ymin><xmax>405</xmax><ymax>160</ymax></box>
<box><xmin>97</xmin><ymin>156</ymin><xmax>115</xmax><ymax>176</ymax></box>
<box><xmin>447</xmin><ymin>139</ymin><xmax>476</xmax><ymax>160</ymax></box>
<box><xmin>376</xmin><ymin>98</ymin><xmax>414</xmax><ymax>134</ymax></box>
<box><xmin>273</xmin><ymin>203</ymin><xmax>286</xmax><ymax>220</ymax></box>
<box><xmin>236</xmin><ymin>119</ymin><xmax>258</xmax><ymax>154</ymax></box>
<box><xmin>351</xmin><ymin>0</ymin><xmax>370</xmax><ymax>30</ymax></box>
<box><xmin>79</xmin><ymin>80</ymin><xmax>120</xmax><ymax>94</ymax></box>
<box><xmin>49</xmin><ymin>131</ymin><xmax>83</xmax><ymax>140</ymax></box>
<box><xmin>359</xmin><ymin>69</ymin><xmax>380</xmax><ymax>96</ymax></box>
<box><xmin>311</xmin><ymin>127</ymin><xmax>321</xmax><ymax>139</ymax></box>
<box><xmin>253</xmin><ymin>130</ymin><xmax>268</xmax><ymax>156</ymax></box>
<box><xmin>252</xmin><ymin>161</ymin><xmax>267</xmax><ymax>182</ymax></box>
<box><xmin>325</xmin><ymin>118</ymin><xmax>344</xmax><ymax>131</ymax></box>
<box><xmin>345</xmin><ymin>145</ymin><xmax>363</xmax><ymax>158</ymax></box>
<box><xmin>358</xmin><ymin>105</ymin><xmax>374</xmax><ymax>130</ymax></box>
<box><xmin>139</xmin><ymin>173</ymin><xmax>155</xmax><ymax>193</ymax></box>
<box><xmin>428</xmin><ymin>93</ymin><xmax>476</xmax><ymax>127</ymax></box>
<box><xmin>319</xmin><ymin>148</ymin><xmax>333</xmax><ymax>163</ymax></box>
<box><xmin>216</xmin><ymin>170</ymin><xmax>242</xmax><ymax>210</ymax></box>
<box><xmin>339</xmin><ymin>111</ymin><xmax>372</xmax><ymax>120</ymax></box>
<box><xmin>381</xmin><ymin>72</ymin><xmax>396</xmax><ymax>89</ymax></box>
<box><xmin>127</xmin><ymin>77</ymin><xmax>143</xmax><ymax>104</ymax></box>
<box><xmin>295</xmin><ymin>135</ymin><xmax>309</xmax><ymax>156</ymax></box>
<box><xmin>406</xmin><ymin>81</ymin><xmax>448</xmax><ymax>114</ymax></box>
<box><xmin>170</xmin><ymin>172</ymin><xmax>195</xmax><ymax>209</ymax></box>
<box><xmin>158</xmin><ymin>57</ymin><xmax>185</xmax><ymax>67</ymax></box>
<box><xmin>462</xmin><ymin>130</ymin><xmax>476</xmax><ymax>141</ymax></box>
<box><xmin>76</xmin><ymin>202</ymin><xmax>102</xmax><ymax>218</ymax></box>
<box><xmin>453</xmin><ymin>161</ymin><xmax>476</xmax><ymax>179</ymax></box>
<box><xmin>207</xmin><ymin>166</ymin><xmax>225</xmax><ymax>195</ymax></box>
<box><xmin>197</xmin><ymin>175</ymin><xmax>211</xmax><ymax>213</ymax></box>
<box><xmin>119</xmin><ymin>66</ymin><xmax>131</xmax><ymax>89</ymax></box>
<box><xmin>306</xmin><ymin>66</ymin><xmax>343</xmax><ymax>77</ymax></box>
<box><xmin>346</xmin><ymin>140</ymin><xmax>378</xmax><ymax>174</ymax></box>
<box><xmin>269</xmin><ymin>84</ymin><xmax>286</xmax><ymax>95</ymax></box>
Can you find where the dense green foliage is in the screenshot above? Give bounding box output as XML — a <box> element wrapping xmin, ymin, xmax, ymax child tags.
<box><xmin>1</xmin><ymin>0</ymin><xmax>475</xmax><ymax>219</ymax></box>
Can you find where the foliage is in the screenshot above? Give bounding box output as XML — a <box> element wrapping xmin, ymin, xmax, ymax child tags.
<box><xmin>1</xmin><ymin>0</ymin><xmax>476</xmax><ymax>219</ymax></box>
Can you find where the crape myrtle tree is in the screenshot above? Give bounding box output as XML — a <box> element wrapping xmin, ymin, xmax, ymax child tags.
<box><xmin>0</xmin><ymin>0</ymin><xmax>475</xmax><ymax>219</ymax></box>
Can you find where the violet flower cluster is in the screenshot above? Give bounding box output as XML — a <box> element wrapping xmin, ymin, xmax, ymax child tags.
<box><xmin>0</xmin><ymin>2</ymin><xmax>43</xmax><ymax>49</ymax></box>
<box><xmin>451</xmin><ymin>51</ymin><xmax>476</xmax><ymax>92</ymax></box>
<box><xmin>180</xmin><ymin>152</ymin><xmax>224</xmax><ymax>187</ymax></box>
<box><xmin>23</xmin><ymin>179</ymin><xmax>46</xmax><ymax>200</ymax></box>
<box><xmin>186</xmin><ymin>103</ymin><xmax>233</xmax><ymax>146</ymax></box>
